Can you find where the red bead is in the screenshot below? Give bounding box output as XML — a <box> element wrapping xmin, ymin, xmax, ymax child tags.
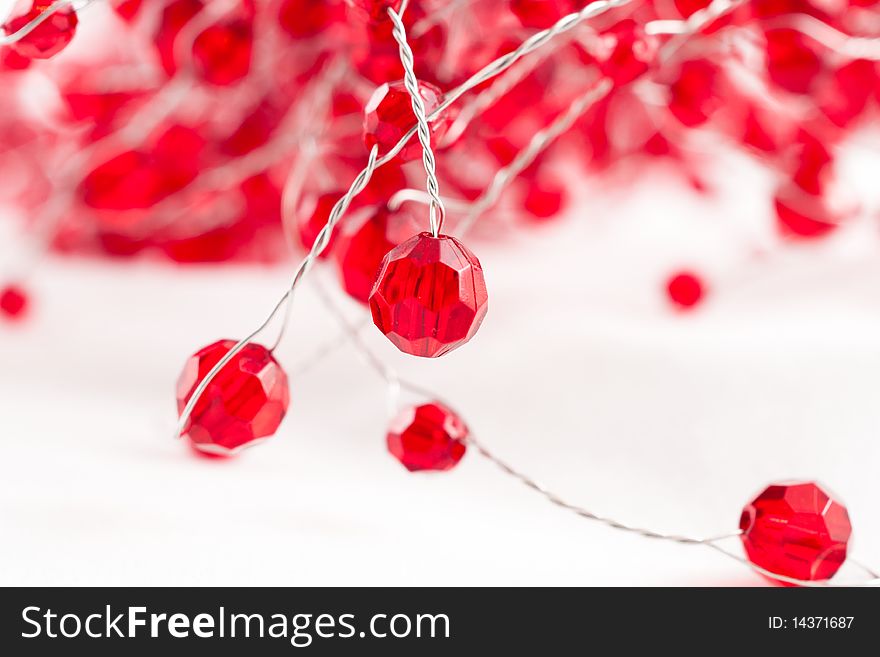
<box><xmin>667</xmin><ymin>60</ymin><xmax>720</xmax><ymax>127</ymax></box>
<box><xmin>387</xmin><ymin>402</ymin><xmax>467</xmax><ymax>472</ymax></box>
<box><xmin>522</xmin><ymin>180</ymin><xmax>566</xmax><ymax>220</ymax></box>
<box><xmin>279</xmin><ymin>0</ymin><xmax>346</xmax><ymax>38</ymax></box>
<box><xmin>176</xmin><ymin>339</ymin><xmax>290</xmax><ymax>455</ymax></box>
<box><xmin>510</xmin><ymin>0</ymin><xmax>573</xmax><ymax>29</ymax></box>
<box><xmin>192</xmin><ymin>18</ymin><xmax>253</xmax><ymax>86</ymax></box>
<box><xmin>369</xmin><ymin>232</ymin><xmax>489</xmax><ymax>358</ymax></box>
<box><xmin>740</xmin><ymin>482</ymin><xmax>852</xmax><ymax>582</ymax></box>
<box><xmin>364</xmin><ymin>80</ymin><xmax>452</xmax><ymax>163</ymax></box>
<box><xmin>773</xmin><ymin>184</ymin><xmax>838</xmax><ymax>239</ymax></box>
<box><xmin>666</xmin><ymin>272</ymin><xmax>704</xmax><ymax>309</ymax></box>
<box><xmin>346</xmin><ymin>0</ymin><xmax>402</xmax><ymax>22</ymax></box>
<box><xmin>764</xmin><ymin>28</ymin><xmax>823</xmax><ymax>94</ymax></box>
<box><xmin>154</xmin><ymin>0</ymin><xmax>205</xmax><ymax>76</ymax></box>
<box><xmin>2</xmin><ymin>2</ymin><xmax>79</xmax><ymax>60</ymax></box>
<box><xmin>595</xmin><ymin>20</ymin><xmax>657</xmax><ymax>87</ymax></box>
<box><xmin>0</xmin><ymin>284</ymin><xmax>29</xmax><ymax>319</ymax></box>
<box><xmin>295</xmin><ymin>190</ymin><xmax>344</xmax><ymax>257</ymax></box>
<box><xmin>336</xmin><ymin>205</ymin><xmax>418</xmax><ymax>303</ymax></box>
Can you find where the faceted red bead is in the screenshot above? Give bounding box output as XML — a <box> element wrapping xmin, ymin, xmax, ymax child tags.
<box><xmin>0</xmin><ymin>284</ymin><xmax>29</xmax><ymax>319</ymax></box>
<box><xmin>666</xmin><ymin>271</ymin><xmax>704</xmax><ymax>309</ymax></box>
<box><xmin>278</xmin><ymin>0</ymin><xmax>346</xmax><ymax>38</ymax></box>
<box><xmin>369</xmin><ymin>232</ymin><xmax>489</xmax><ymax>358</ymax></box>
<box><xmin>364</xmin><ymin>80</ymin><xmax>452</xmax><ymax>162</ymax></box>
<box><xmin>346</xmin><ymin>0</ymin><xmax>403</xmax><ymax>22</ymax></box>
<box><xmin>336</xmin><ymin>205</ymin><xmax>418</xmax><ymax>303</ymax></box>
<box><xmin>2</xmin><ymin>2</ymin><xmax>79</xmax><ymax>60</ymax></box>
<box><xmin>192</xmin><ymin>18</ymin><xmax>253</xmax><ymax>86</ymax></box>
<box><xmin>176</xmin><ymin>339</ymin><xmax>290</xmax><ymax>455</ymax></box>
<box><xmin>740</xmin><ymin>482</ymin><xmax>852</xmax><ymax>582</ymax></box>
<box><xmin>387</xmin><ymin>402</ymin><xmax>468</xmax><ymax>472</ymax></box>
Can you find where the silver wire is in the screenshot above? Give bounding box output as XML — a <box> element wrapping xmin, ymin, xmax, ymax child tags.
<box><xmin>387</xmin><ymin>6</ymin><xmax>446</xmax><ymax>237</ymax></box>
<box><xmin>457</xmin><ymin>77</ymin><xmax>613</xmax><ymax>234</ymax></box>
<box><xmin>0</xmin><ymin>0</ymin><xmax>93</xmax><ymax>46</ymax></box>
<box><xmin>174</xmin><ymin>0</ymin><xmax>627</xmax><ymax>437</ymax></box>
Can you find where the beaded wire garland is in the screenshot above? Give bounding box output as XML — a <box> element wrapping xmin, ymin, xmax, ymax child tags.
<box><xmin>2</xmin><ymin>0</ymin><xmax>880</xmax><ymax>586</ymax></box>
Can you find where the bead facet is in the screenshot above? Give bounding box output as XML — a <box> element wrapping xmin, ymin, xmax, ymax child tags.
<box><xmin>176</xmin><ymin>339</ymin><xmax>290</xmax><ymax>455</ymax></box>
<box><xmin>364</xmin><ymin>80</ymin><xmax>451</xmax><ymax>162</ymax></box>
<box><xmin>2</xmin><ymin>2</ymin><xmax>79</xmax><ymax>60</ymax></box>
<box><xmin>369</xmin><ymin>232</ymin><xmax>489</xmax><ymax>358</ymax></box>
<box><xmin>387</xmin><ymin>402</ymin><xmax>468</xmax><ymax>472</ymax></box>
<box><xmin>740</xmin><ymin>482</ymin><xmax>852</xmax><ymax>583</ymax></box>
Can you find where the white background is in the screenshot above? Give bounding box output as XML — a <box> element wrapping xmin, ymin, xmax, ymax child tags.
<box><xmin>2</xmin><ymin>141</ymin><xmax>880</xmax><ymax>586</ymax></box>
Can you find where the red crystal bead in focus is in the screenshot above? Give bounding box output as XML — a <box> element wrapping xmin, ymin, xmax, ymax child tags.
<box><xmin>192</xmin><ymin>18</ymin><xmax>253</xmax><ymax>86</ymax></box>
<box><xmin>369</xmin><ymin>232</ymin><xmax>489</xmax><ymax>358</ymax></box>
<box><xmin>346</xmin><ymin>0</ymin><xmax>403</xmax><ymax>22</ymax></box>
<box><xmin>0</xmin><ymin>284</ymin><xmax>29</xmax><ymax>319</ymax></box>
<box><xmin>336</xmin><ymin>205</ymin><xmax>418</xmax><ymax>304</ymax></box>
<box><xmin>740</xmin><ymin>482</ymin><xmax>852</xmax><ymax>583</ymax></box>
<box><xmin>666</xmin><ymin>271</ymin><xmax>704</xmax><ymax>309</ymax></box>
<box><xmin>387</xmin><ymin>402</ymin><xmax>468</xmax><ymax>472</ymax></box>
<box><xmin>2</xmin><ymin>2</ymin><xmax>79</xmax><ymax>60</ymax></box>
<box><xmin>176</xmin><ymin>339</ymin><xmax>290</xmax><ymax>455</ymax></box>
<box><xmin>364</xmin><ymin>80</ymin><xmax>452</xmax><ymax>162</ymax></box>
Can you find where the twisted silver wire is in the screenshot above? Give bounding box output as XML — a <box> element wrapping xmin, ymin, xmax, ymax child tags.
<box><xmin>457</xmin><ymin>78</ymin><xmax>613</xmax><ymax>234</ymax></box>
<box><xmin>387</xmin><ymin>7</ymin><xmax>446</xmax><ymax>236</ymax></box>
<box><xmin>174</xmin><ymin>145</ymin><xmax>380</xmax><ymax>439</ymax></box>
<box><xmin>175</xmin><ymin>0</ymin><xmax>625</xmax><ymax>436</ymax></box>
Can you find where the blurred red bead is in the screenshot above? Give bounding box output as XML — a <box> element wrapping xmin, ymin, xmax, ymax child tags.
<box><xmin>296</xmin><ymin>190</ymin><xmax>345</xmax><ymax>257</ymax></box>
<box><xmin>192</xmin><ymin>18</ymin><xmax>253</xmax><ymax>86</ymax></box>
<box><xmin>667</xmin><ymin>59</ymin><xmax>720</xmax><ymax>127</ymax></box>
<box><xmin>764</xmin><ymin>28</ymin><xmax>824</xmax><ymax>94</ymax></box>
<box><xmin>387</xmin><ymin>402</ymin><xmax>468</xmax><ymax>472</ymax></box>
<box><xmin>278</xmin><ymin>0</ymin><xmax>346</xmax><ymax>38</ymax></box>
<box><xmin>364</xmin><ymin>80</ymin><xmax>452</xmax><ymax>162</ymax></box>
<box><xmin>666</xmin><ymin>272</ymin><xmax>704</xmax><ymax>309</ymax></box>
<box><xmin>113</xmin><ymin>0</ymin><xmax>144</xmax><ymax>22</ymax></box>
<box><xmin>774</xmin><ymin>183</ymin><xmax>839</xmax><ymax>239</ymax></box>
<box><xmin>177</xmin><ymin>340</ymin><xmax>290</xmax><ymax>455</ymax></box>
<box><xmin>154</xmin><ymin>0</ymin><xmax>205</xmax><ymax>76</ymax></box>
<box><xmin>522</xmin><ymin>180</ymin><xmax>566</xmax><ymax>220</ymax></box>
<box><xmin>2</xmin><ymin>1</ymin><xmax>79</xmax><ymax>59</ymax></box>
<box><xmin>346</xmin><ymin>0</ymin><xmax>403</xmax><ymax>22</ymax></box>
<box><xmin>0</xmin><ymin>284</ymin><xmax>29</xmax><ymax>319</ymax></box>
<box><xmin>510</xmin><ymin>0</ymin><xmax>573</xmax><ymax>29</ymax></box>
<box><xmin>595</xmin><ymin>20</ymin><xmax>658</xmax><ymax>87</ymax></box>
<box><xmin>336</xmin><ymin>205</ymin><xmax>418</xmax><ymax>303</ymax></box>
<box><xmin>740</xmin><ymin>482</ymin><xmax>851</xmax><ymax>583</ymax></box>
<box><xmin>369</xmin><ymin>232</ymin><xmax>489</xmax><ymax>358</ymax></box>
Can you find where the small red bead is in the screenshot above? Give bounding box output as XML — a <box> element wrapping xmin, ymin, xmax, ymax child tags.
<box><xmin>667</xmin><ymin>59</ymin><xmax>720</xmax><ymax>127</ymax></box>
<box><xmin>364</xmin><ymin>80</ymin><xmax>452</xmax><ymax>163</ymax></box>
<box><xmin>740</xmin><ymin>482</ymin><xmax>852</xmax><ymax>583</ymax></box>
<box><xmin>666</xmin><ymin>272</ymin><xmax>704</xmax><ymax>309</ymax></box>
<box><xmin>346</xmin><ymin>0</ymin><xmax>403</xmax><ymax>22</ymax></box>
<box><xmin>595</xmin><ymin>20</ymin><xmax>658</xmax><ymax>87</ymax></box>
<box><xmin>0</xmin><ymin>284</ymin><xmax>29</xmax><ymax>319</ymax></box>
<box><xmin>387</xmin><ymin>402</ymin><xmax>468</xmax><ymax>472</ymax></box>
<box><xmin>522</xmin><ymin>180</ymin><xmax>566</xmax><ymax>220</ymax></box>
<box><xmin>336</xmin><ymin>205</ymin><xmax>418</xmax><ymax>303</ymax></box>
<box><xmin>192</xmin><ymin>18</ymin><xmax>253</xmax><ymax>86</ymax></box>
<box><xmin>369</xmin><ymin>232</ymin><xmax>489</xmax><ymax>358</ymax></box>
<box><xmin>177</xmin><ymin>339</ymin><xmax>290</xmax><ymax>455</ymax></box>
<box><xmin>295</xmin><ymin>190</ymin><xmax>344</xmax><ymax>258</ymax></box>
<box><xmin>773</xmin><ymin>184</ymin><xmax>838</xmax><ymax>239</ymax></box>
<box><xmin>2</xmin><ymin>2</ymin><xmax>79</xmax><ymax>60</ymax></box>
